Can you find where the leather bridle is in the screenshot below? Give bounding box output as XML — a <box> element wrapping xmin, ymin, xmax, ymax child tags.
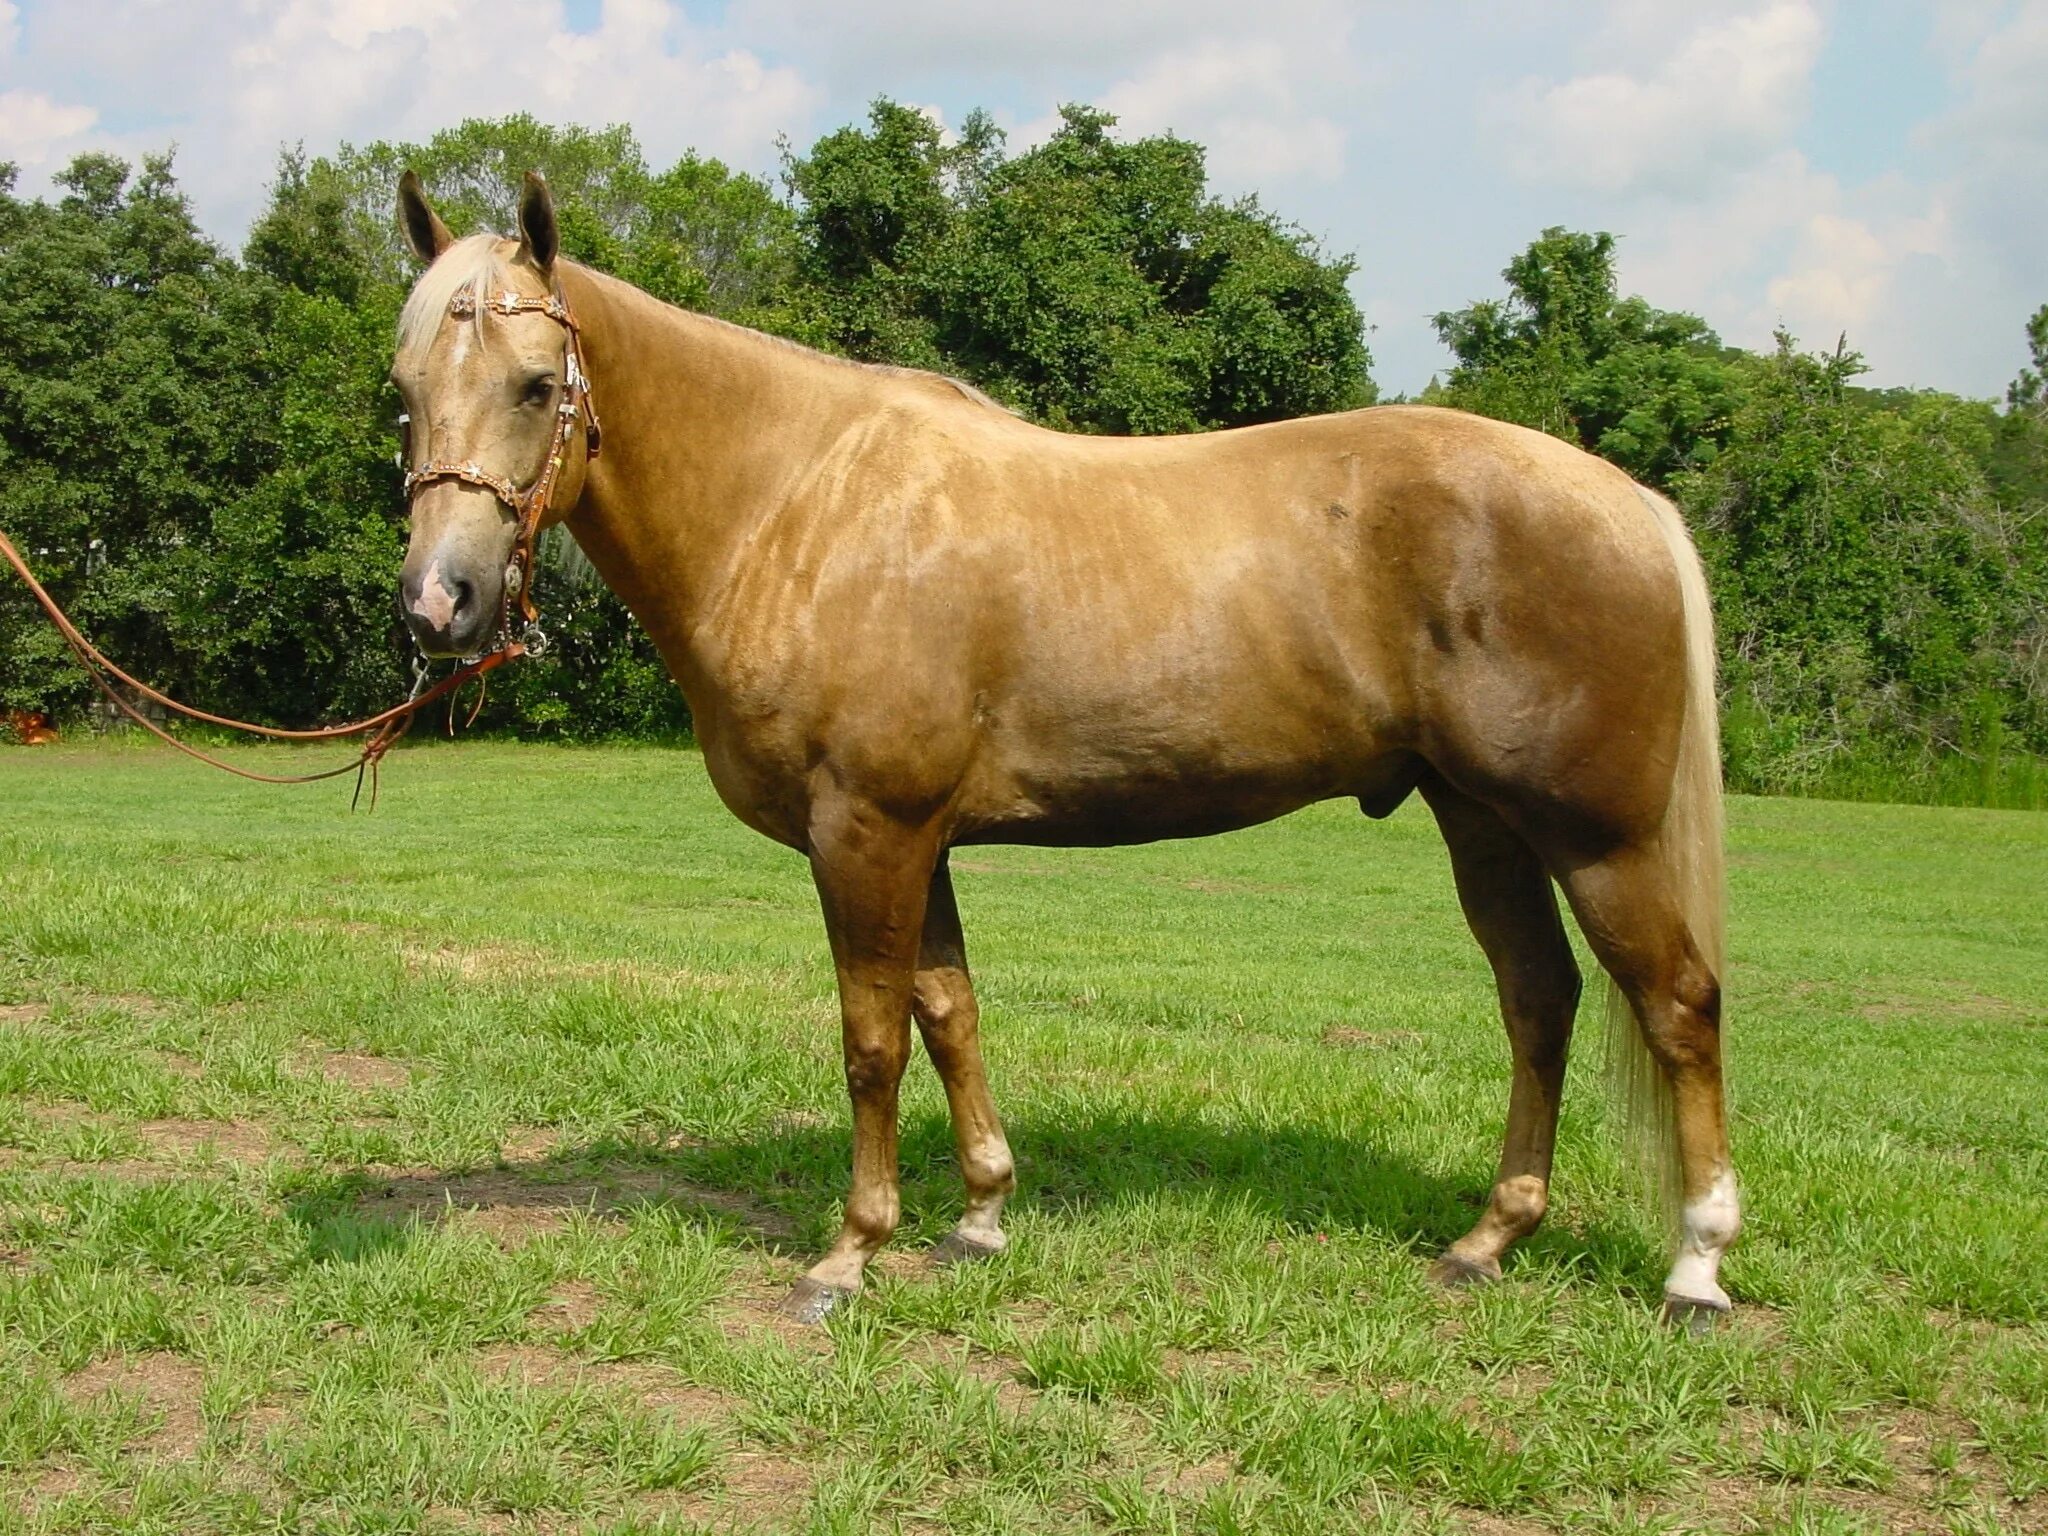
<box><xmin>399</xmin><ymin>282</ymin><xmax>602</xmax><ymax>656</ymax></box>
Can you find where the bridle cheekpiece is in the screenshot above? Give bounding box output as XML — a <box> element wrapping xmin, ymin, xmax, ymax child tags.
<box><xmin>399</xmin><ymin>283</ymin><xmax>602</xmax><ymax>658</ymax></box>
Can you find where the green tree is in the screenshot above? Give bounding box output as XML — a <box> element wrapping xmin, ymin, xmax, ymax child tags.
<box><xmin>1675</xmin><ymin>335</ymin><xmax>2043</xmax><ymax>783</ymax></box>
<box><xmin>1991</xmin><ymin>302</ymin><xmax>2048</xmax><ymax>512</ymax></box>
<box><xmin>243</xmin><ymin>146</ymin><xmax>368</xmax><ymax>305</ymax></box>
<box><xmin>0</xmin><ymin>154</ymin><xmax>277</xmax><ymax>717</ymax></box>
<box><xmin>2008</xmin><ymin>302</ymin><xmax>2047</xmax><ymax>413</ymax></box>
<box><xmin>306</xmin><ymin>116</ymin><xmax>800</xmax><ymax>324</ymax></box>
<box><xmin>787</xmin><ymin>101</ymin><xmax>1373</xmax><ymax>432</ymax></box>
<box><xmin>1429</xmin><ymin>227</ymin><xmax>1742</xmax><ymax>484</ymax></box>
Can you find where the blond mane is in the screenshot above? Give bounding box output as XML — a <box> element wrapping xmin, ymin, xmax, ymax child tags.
<box><xmin>396</xmin><ymin>234</ymin><xmax>514</xmax><ymax>354</ymax></box>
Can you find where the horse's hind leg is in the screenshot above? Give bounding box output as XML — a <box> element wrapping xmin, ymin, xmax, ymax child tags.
<box><xmin>912</xmin><ymin>855</ymin><xmax>1016</xmax><ymax>1263</ymax></box>
<box><xmin>1421</xmin><ymin>780</ymin><xmax>1584</xmax><ymax>1285</ymax></box>
<box><xmin>1557</xmin><ymin>844</ymin><xmax>1739</xmax><ymax>1325</ymax></box>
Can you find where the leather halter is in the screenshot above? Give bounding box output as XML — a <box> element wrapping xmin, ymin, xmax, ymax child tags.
<box><xmin>400</xmin><ymin>283</ymin><xmax>602</xmax><ymax>650</ymax></box>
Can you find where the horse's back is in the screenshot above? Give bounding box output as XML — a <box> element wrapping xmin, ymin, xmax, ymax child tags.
<box><xmin>923</xmin><ymin>403</ymin><xmax>1688</xmax><ymax>847</ymax></box>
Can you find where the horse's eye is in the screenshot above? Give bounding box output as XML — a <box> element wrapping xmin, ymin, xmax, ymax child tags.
<box><xmin>521</xmin><ymin>373</ymin><xmax>556</xmax><ymax>406</ymax></box>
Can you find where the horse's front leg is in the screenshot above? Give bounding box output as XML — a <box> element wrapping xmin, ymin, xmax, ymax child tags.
<box><xmin>778</xmin><ymin>791</ymin><xmax>939</xmax><ymax>1324</ymax></box>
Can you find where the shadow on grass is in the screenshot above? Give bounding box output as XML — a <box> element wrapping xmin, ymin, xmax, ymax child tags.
<box><xmin>284</xmin><ymin>1106</ymin><xmax>1667</xmax><ymax>1297</ymax></box>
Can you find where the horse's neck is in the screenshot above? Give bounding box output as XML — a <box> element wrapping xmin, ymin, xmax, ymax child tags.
<box><xmin>557</xmin><ymin>267</ymin><xmax>849</xmax><ymax>675</ymax></box>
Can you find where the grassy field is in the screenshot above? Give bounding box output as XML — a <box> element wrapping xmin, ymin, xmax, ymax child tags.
<box><xmin>1</xmin><ymin>741</ymin><xmax>2044</xmax><ymax>1535</ymax></box>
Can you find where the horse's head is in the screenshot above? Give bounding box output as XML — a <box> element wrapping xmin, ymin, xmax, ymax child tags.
<box><xmin>390</xmin><ymin>172</ymin><xmax>596</xmax><ymax>658</ymax></box>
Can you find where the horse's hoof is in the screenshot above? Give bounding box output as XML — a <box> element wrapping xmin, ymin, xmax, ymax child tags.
<box><xmin>1660</xmin><ymin>1293</ymin><xmax>1731</xmax><ymax>1335</ymax></box>
<box><xmin>1427</xmin><ymin>1253</ymin><xmax>1501</xmax><ymax>1289</ymax></box>
<box><xmin>777</xmin><ymin>1276</ymin><xmax>853</xmax><ymax>1326</ymax></box>
<box><xmin>932</xmin><ymin>1230</ymin><xmax>1005</xmax><ymax>1266</ymax></box>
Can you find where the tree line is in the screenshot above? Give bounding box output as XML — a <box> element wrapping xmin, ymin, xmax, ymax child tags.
<box><xmin>1</xmin><ymin>107</ymin><xmax>2043</xmax><ymax>803</ymax></box>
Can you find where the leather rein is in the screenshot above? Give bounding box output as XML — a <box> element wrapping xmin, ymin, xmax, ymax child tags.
<box><xmin>0</xmin><ymin>279</ymin><xmax>600</xmax><ymax>805</ymax></box>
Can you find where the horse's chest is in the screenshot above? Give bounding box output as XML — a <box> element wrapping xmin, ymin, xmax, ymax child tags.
<box><xmin>694</xmin><ymin>714</ymin><xmax>814</xmax><ymax>851</ymax></box>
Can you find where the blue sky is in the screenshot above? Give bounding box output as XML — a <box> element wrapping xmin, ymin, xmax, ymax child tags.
<box><xmin>2</xmin><ymin>1</ymin><xmax>2042</xmax><ymax>400</ymax></box>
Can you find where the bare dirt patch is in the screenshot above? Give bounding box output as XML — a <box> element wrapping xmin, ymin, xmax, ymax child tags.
<box><xmin>1321</xmin><ymin>1025</ymin><xmax>1424</xmax><ymax>1049</ymax></box>
<box><xmin>62</xmin><ymin>1352</ymin><xmax>206</xmax><ymax>1459</ymax></box>
<box><xmin>1453</xmin><ymin>1513</ymin><xmax>1562</xmax><ymax>1536</ymax></box>
<box><xmin>95</xmin><ymin>992</ymin><xmax>168</xmax><ymax>1018</ymax></box>
<box><xmin>474</xmin><ymin>1344</ymin><xmax>735</xmax><ymax>1422</ymax></box>
<box><xmin>498</xmin><ymin>1125</ymin><xmax>561</xmax><ymax>1162</ymax></box>
<box><xmin>453</xmin><ymin>1201</ymin><xmax>574</xmax><ymax>1247</ymax></box>
<box><xmin>1171</xmin><ymin>875</ymin><xmax>1299</xmax><ymax>896</ymax></box>
<box><xmin>713</xmin><ymin>1269</ymin><xmax>838</xmax><ymax>1356</ymax></box>
<box><xmin>1859</xmin><ymin>990</ymin><xmax>2040</xmax><ymax>1027</ymax></box>
<box><xmin>530</xmin><ymin>1279</ymin><xmax>605</xmax><ymax>1332</ymax></box>
<box><xmin>307</xmin><ymin>1050</ymin><xmax>412</xmax><ymax>1092</ymax></box>
<box><xmin>18</xmin><ymin>1102</ymin><xmax>274</xmax><ymax>1168</ymax></box>
<box><xmin>698</xmin><ymin>1450</ymin><xmax>813</xmax><ymax>1525</ymax></box>
<box><xmin>7</xmin><ymin>1463</ymin><xmax>85</xmax><ymax>1511</ymax></box>
<box><xmin>399</xmin><ymin>938</ymin><xmax>742</xmax><ymax>995</ymax></box>
<box><xmin>354</xmin><ymin>1161</ymin><xmax>799</xmax><ymax>1250</ymax></box>
<box><xmin>132</xmin><ymin>1117</ymin><xmax>274</xmax><ymax>1164</ymax></box>
<box><xmin>145</xmin><ymin>1048</ymin><xmax>204</xmax><ymax>1079</ymax></box>
<box><xmin>950</xmin><ymin>858</ymin><xmax>1059</xmax><ymax>878</ymax></box>
<box><xmin>0</xmin><ymin>1001</ymin><xmax>50</xmax><ymax>1023</ymax></box>
<box><xmin>1163</xmin><ymin>1455</ymin><xmax>1237</xmax><ymax>1499</ymax></box>
<box><xmin>899</xmin><ymin>1332</ymin><xmax>1036</xmax><ymax>1414</ymax></box>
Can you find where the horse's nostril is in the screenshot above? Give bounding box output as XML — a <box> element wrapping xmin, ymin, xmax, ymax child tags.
<box><xmin>451</xmin><ymin>579</ymin><xmax>475</xmax><ymax>618</ymax></box>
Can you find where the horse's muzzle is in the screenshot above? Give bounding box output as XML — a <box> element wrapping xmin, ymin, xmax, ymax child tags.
<box><xmin>401</xmin><ymin>558</ymin><xmax>497</xmax><ymax>658</ymax></box>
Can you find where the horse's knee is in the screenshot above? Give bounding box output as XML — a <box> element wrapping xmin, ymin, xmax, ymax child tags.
<box><xmin>913</xmin><ymin>972</ymin><xmax>977</xmax><ymax>1045</ymax></box>
<box><xmin>843</xmin><ymin>1036</ymin><xmax>910</xmax><ymax>1099</ymax></box>
<box><xmin>970</xmin><ymin>1139</ymin><xmax>1017</xmax><ymax>1194</ymax></box>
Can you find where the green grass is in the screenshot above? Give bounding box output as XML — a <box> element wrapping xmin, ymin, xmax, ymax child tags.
<box><xmin>2</xmin><ymin>739</ymin><xmax>2044</xmax><ymax>1534</ymax></box>
<box><xmin>1731</xmin><ymin>743</ymin><xmax>2048</xmax><ymax>813</ymax></box>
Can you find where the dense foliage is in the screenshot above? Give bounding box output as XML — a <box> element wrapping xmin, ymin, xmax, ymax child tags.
<box><xmin>785</xmin><ymin>103</ymin><xmax>1372</xmax><ymax>432</ymax></box>
<box><xmin>1</xmin><ymin>114</ymin><xmax>2042</xmax><ymax>802</ymax></box>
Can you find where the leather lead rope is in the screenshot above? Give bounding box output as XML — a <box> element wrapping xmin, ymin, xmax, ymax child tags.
<box><xmin>0</xmin><ymin>526</ymin><xmax>521</xmax><ymax>807</ymax></box>
<box><xmin>0</xmin><ymin>280</ymin><xmax>598</xmax><ymax>805</ymax></box>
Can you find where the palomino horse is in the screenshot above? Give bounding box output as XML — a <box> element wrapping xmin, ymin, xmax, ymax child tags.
<box><xmin>390</xmin><ymin>174</ymin><xmax>1738</xmax><ymax>1327</ymax></box>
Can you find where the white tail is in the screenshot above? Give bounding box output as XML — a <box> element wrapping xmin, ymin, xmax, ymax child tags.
<box><xmin>1608</xmin><ymin>488</ymin><xmax>1726</xmax><ymax>1221</ymax></box>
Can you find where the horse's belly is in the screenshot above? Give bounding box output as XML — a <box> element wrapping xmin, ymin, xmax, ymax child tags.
<box><xmin>952</xmin><ymin>714</ymin><xmax>1400</xmax><ymax>848</ymax></box>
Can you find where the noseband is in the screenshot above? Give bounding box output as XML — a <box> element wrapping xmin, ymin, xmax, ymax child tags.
<box><xmin>400</xmin><ymin>284</ymin><xmax>603</xmax><ymax>656</ymax></box>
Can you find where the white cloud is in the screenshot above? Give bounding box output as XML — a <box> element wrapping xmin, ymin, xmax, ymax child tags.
<box><xmin>1</xmin><ymin>0</ymin><xmax>817</xmax><ymax>231</ymax></box>
<box><xmin>1097</xmin><ymin>38</ymin><xmax>1346</xmax><ymax>185</ymax></box>
<box><xmin>724</xmin><ymin>0</ymin><xmax>1337</xmax><ymax>86</ymax></box>
<box><xmin>1766</xmin><ymin>202</ymin><xmax>1952</xmax><ymax>349</ymax></box>
<box><xmin>1498</xmin><ymin>2</ymin><xmax>1823</xmax><ymax>195</ymax></box>
<box><xmin>0</xmin><ymin>87</ymin><xmax>95</xmax><ymax>169</ymax></box>
<box><xmin>1920</xmin><ymin>0</ymin><xmax>2048</xmax><ymax>278</ymax></box>
<box><xmin>732</xmin><ymin>0</ymin><xmax>1360</xmax><ymax>196</ymax></box>
<box><xmin>1616</xmin><ymin>149</ymin><xmax>1959</xmax><ymax>386</ymax></box>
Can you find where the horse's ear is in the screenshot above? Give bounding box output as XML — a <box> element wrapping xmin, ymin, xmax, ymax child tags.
<box><xmin>516</xmin><ymin>172</ymin><xmax>558</xmax><ymax>273</ymax></box>
<box><xmin>397</xmin><ymin>170</ymin><xmax>453</xmax><ymax>263</ymax></box>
